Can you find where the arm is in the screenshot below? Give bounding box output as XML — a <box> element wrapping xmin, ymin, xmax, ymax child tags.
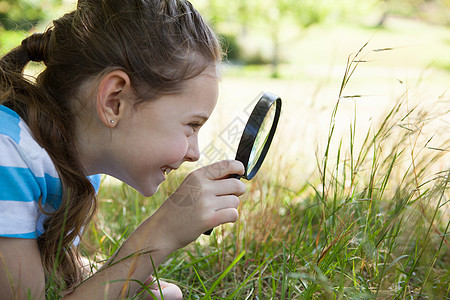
<box><xmin>66</xmin><ymin>213</ymin><xmax>175</xmax><ymax>299</ymax></box>
<box><xmin>0</xmin><ymin>238</ymin><xmax>46</xmax><ymax>300</ymax></box>
<box><xmin>69</xmin><ymin>160</ymin><xmax>245</xmax><ymax>299</ymax></box>
<box><xmin>0</xmin><ymin>160</ymin><xmax>245</xmax><ymax>299</ymax></box>
<box><xmin>0</xmin><ymin>219</ymin><xmax>171</xmax><ymax>300</ymax></box>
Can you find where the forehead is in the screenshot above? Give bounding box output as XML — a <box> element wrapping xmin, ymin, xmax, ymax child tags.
<box><xmin>181</xmin><ymin>68</ymin><xmax>219</xmax><ymax>109</ymax></box>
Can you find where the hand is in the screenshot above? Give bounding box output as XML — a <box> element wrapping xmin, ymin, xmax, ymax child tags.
<box><xmin>154</xmin><ymin>160</ymin><xmax>246</xmax><ymax>250</ymax></box>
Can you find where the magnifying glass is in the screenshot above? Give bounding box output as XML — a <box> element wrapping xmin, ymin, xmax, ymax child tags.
<box><xmin>204</xmin><ymin>92</ymin><xmax>282</xmax><ymax>235</ymax></box>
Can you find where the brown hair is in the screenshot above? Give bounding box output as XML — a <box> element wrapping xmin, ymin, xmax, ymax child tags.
<box><xmin>0</xmin><ymin>0</ymin><xmax>221</xmax><ymax>293</ymax></box>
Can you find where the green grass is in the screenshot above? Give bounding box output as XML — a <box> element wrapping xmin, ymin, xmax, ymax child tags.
<box><xmin>1</xmin><ymin>6</ymin><xmax>448</xmax><ymax>299</ymax></box>
<box><xmin>80</xmin><ymin>46</ymin><xmax>449</xmax><ymax>299</ymax></box>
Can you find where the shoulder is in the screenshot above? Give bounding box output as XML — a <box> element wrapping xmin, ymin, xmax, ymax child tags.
<box><xmin>0</xmin><ymin>105</ymin><xmax>61</xmax><ymax>239</ymax></box>
<box><xmin>0</xmin><ymin>105</ymin><xmax>58</xmax><ymax>176</ymax></box>
<box><xmin>0</xmin><ymin>105</ymin><xmax>60</xmax><ymax>198</ymax></box>
<box><xmin>0</xmin><ymin>106</ymin><xmax>102</xmax><ymax>239</ymax></box>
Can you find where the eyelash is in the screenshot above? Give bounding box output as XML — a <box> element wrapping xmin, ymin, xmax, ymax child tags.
<box><xmin>188</xmin><ymin>123</ymin><xmax>201</xmax><ymax>131</ymax></box>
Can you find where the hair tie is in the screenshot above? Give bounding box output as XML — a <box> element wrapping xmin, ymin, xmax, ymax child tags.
<box><xmin>21</xmin><ymin>30</ymin><xmax>53</xmax><ymax>63</ymax></box>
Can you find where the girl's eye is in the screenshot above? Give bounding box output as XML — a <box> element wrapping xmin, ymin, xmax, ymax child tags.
<box><xmin>188</xmin><ymin>123</ymin><xmax>201</xmax><ymax>132</ymax></box>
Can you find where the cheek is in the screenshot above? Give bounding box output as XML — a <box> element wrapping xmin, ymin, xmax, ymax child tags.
<box><xmin>164</xmin><ymin>137</ymin><xmax>189</xmax><ymax>163</ymax></box>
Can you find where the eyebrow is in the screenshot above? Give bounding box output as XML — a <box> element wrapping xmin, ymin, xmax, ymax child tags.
<box><xmin>190</xmin><ymin>114</ymin><xmax>209</xmax><ymax>123</ymax></box>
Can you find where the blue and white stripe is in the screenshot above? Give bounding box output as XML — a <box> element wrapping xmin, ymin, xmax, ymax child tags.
<box><xmin>0</xmin><ymin>105</ymin><xmax>100</xmax><ymax>239</ymax></box>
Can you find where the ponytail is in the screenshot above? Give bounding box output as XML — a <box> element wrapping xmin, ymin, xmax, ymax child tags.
<box><xmin>22</xmin><ymin>31</ymin><xmax>52</xmax><ymax>63</ymax></box>
<box><xmin>0</xmin><ymin>30</ymin><xmax>51</xmax><ymax>115</ymax></box>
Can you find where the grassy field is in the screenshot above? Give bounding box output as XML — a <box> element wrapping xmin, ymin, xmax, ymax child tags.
<box><xmin>82</xmin><ymin>18</ymin><xmax>449</xmax><ymax>299</ymax></box>
<box><xmin>1</xmin><ymin>12</ymin><xmax>448</xmax><ymax>299</ymax></box>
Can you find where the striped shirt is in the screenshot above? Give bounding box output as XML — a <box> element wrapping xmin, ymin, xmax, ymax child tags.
<box><xmin>0</xmin><ymin>105</ymin><xmax>101</xmax><ymax>239</ymax></box>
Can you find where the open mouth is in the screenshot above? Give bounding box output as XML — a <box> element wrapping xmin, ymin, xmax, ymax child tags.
<box><xmin>161</xmin><ymin>166</ymin><xmax>173</xmax><ymax>176</ymax></box>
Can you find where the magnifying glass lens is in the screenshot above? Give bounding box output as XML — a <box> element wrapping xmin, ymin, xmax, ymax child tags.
<box><xmin>204</xmin><ymin>92</ymin><xmax>281</xmax><ymax>235</ymax></box>
<box><xmin>247</xmin><ymin>104</ymin><xmax>276</xmax><ymax>175</ymax></box>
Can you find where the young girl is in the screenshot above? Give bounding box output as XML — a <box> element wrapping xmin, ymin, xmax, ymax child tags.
<box><xmin>0</xmin><ymin>0</ymin><xmax>245</xmax><ymax>299</ymax></box>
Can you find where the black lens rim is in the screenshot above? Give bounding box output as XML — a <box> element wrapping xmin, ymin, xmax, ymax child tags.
<box><xmin>235</xmin><ymin>92</ymin><xmax>282</xmax><ymax>180</ymax></box>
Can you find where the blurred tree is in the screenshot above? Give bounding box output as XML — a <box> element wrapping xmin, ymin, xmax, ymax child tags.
<box><xmin>193</xmin><ymin>0</ymin><xmax>449</xmax><ymax>76</ymax></box>
<box><xmin>195</xmin><ymin>0</ymin><xmax>261</xmax><ymax>63</ymax></box>
<box><xmin>203</xmin><ymin>0</ymin><xmax>258</xmax><ymax>36</ymax></box>
<box><xmin>194</xmin><ymin>0</ymin><xmax>331</xmax><ymax>76</ymax></box>
<box><xmin>260</xmin><ymin>0</ymin><xmax>330</xmax><ymax>77</ymax></box>
<box><xmin>0</xmin><ymin>0</ymin><xmax>68</xmax><ymax>31</ymax></box>
<box><xmin>0</xmin><ymin>0</ymin><xmax>43</xmax><ymax>30</ymax></box>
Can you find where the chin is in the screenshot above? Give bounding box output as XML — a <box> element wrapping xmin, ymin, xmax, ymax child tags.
<box><xmin>126</xmin><ymin>174</ymin><xmax>163</xmax><ymax>197</ymax></box>
<box><xmin>137</xmin><ymin>182</ymin><xmax>161</xmax><ymax>197</ymax></box>
<box><xmin>138</xmin><ymin>186</ymin><xmax>159</xmax><ymax>197</ymax></box>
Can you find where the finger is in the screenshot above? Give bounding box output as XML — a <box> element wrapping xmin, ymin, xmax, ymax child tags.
<box><xmin>142</xmin><ymin>278</ymin><xmax>182</xmax><ymax>300</ymax></box>
<box><xmin>212</xmin><ymin>178</ymin><xmax>246</xmax><ymax>196</ymax></box>
<box><xmin>201</xmin><ymin>160</ymin><xmax>245</xmax><ymax>180</ymax></box>
<box><xmin>145</xmin><ymin>290</ymin><xmax>162</xmax><ymax>300</ymax></box>
<box><xmin>147</xmin><ymin>283</ymin><xmax>182</xmax><ymax>300</ymax></box>
<box><xmin>211</xmin><ymin>195</ymin><xmax>240</xmax><ymax>211</ymax></box>
<box><xmin>212</xmin><ymin>208</ymin><xmax>239</xmax><ymax>226</ymax></box>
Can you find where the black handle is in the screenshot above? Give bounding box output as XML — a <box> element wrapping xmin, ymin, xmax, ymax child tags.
<box><xmin>204</xmin><ymin>228</ymin><xmax>213</xmax><ymax>235</ymax></box>
<box><xmin>203</xmin><ymin>174</ymin><xmax>242</xmax><ymax>235</ymax></box>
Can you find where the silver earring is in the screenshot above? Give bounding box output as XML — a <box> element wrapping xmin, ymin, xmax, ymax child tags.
<box><xmin>110</xmin><ymin>120</ymin><xmax>115</xmax><ymax>124</ymax></box>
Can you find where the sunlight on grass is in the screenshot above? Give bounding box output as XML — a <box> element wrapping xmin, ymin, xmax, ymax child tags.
<box><xmin>84</xmin><ymin>43</ymin><xmax>449</xmax><ymax>298</ymax></box>
<box><xmin>3</xmin><ymin>10</ymin><xmax>446</xmax><ymax>298</ymax></box>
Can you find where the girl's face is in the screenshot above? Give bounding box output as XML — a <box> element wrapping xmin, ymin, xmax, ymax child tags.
<box><xmin>110</xmin><ymin>68</ymin><xmax>219</xmax><ymax>196</ymax></box>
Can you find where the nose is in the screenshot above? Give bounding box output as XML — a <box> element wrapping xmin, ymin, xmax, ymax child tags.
<box><xmin>185</xmin><ymin>134</ymin><xmax>200</xmax><ymax>162</ymax></box>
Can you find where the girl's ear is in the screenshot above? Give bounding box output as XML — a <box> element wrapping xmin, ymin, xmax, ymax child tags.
<box><xmin>96</xmin><ymin>70</ymin><xmax>132</xmax><ymax>127</ymax></box>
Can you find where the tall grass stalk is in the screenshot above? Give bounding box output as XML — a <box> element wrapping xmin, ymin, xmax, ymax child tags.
<box><xmin>81</xmin><ymin>46</ymin><xmax>449</xmax><ymax>299</ymax></box>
